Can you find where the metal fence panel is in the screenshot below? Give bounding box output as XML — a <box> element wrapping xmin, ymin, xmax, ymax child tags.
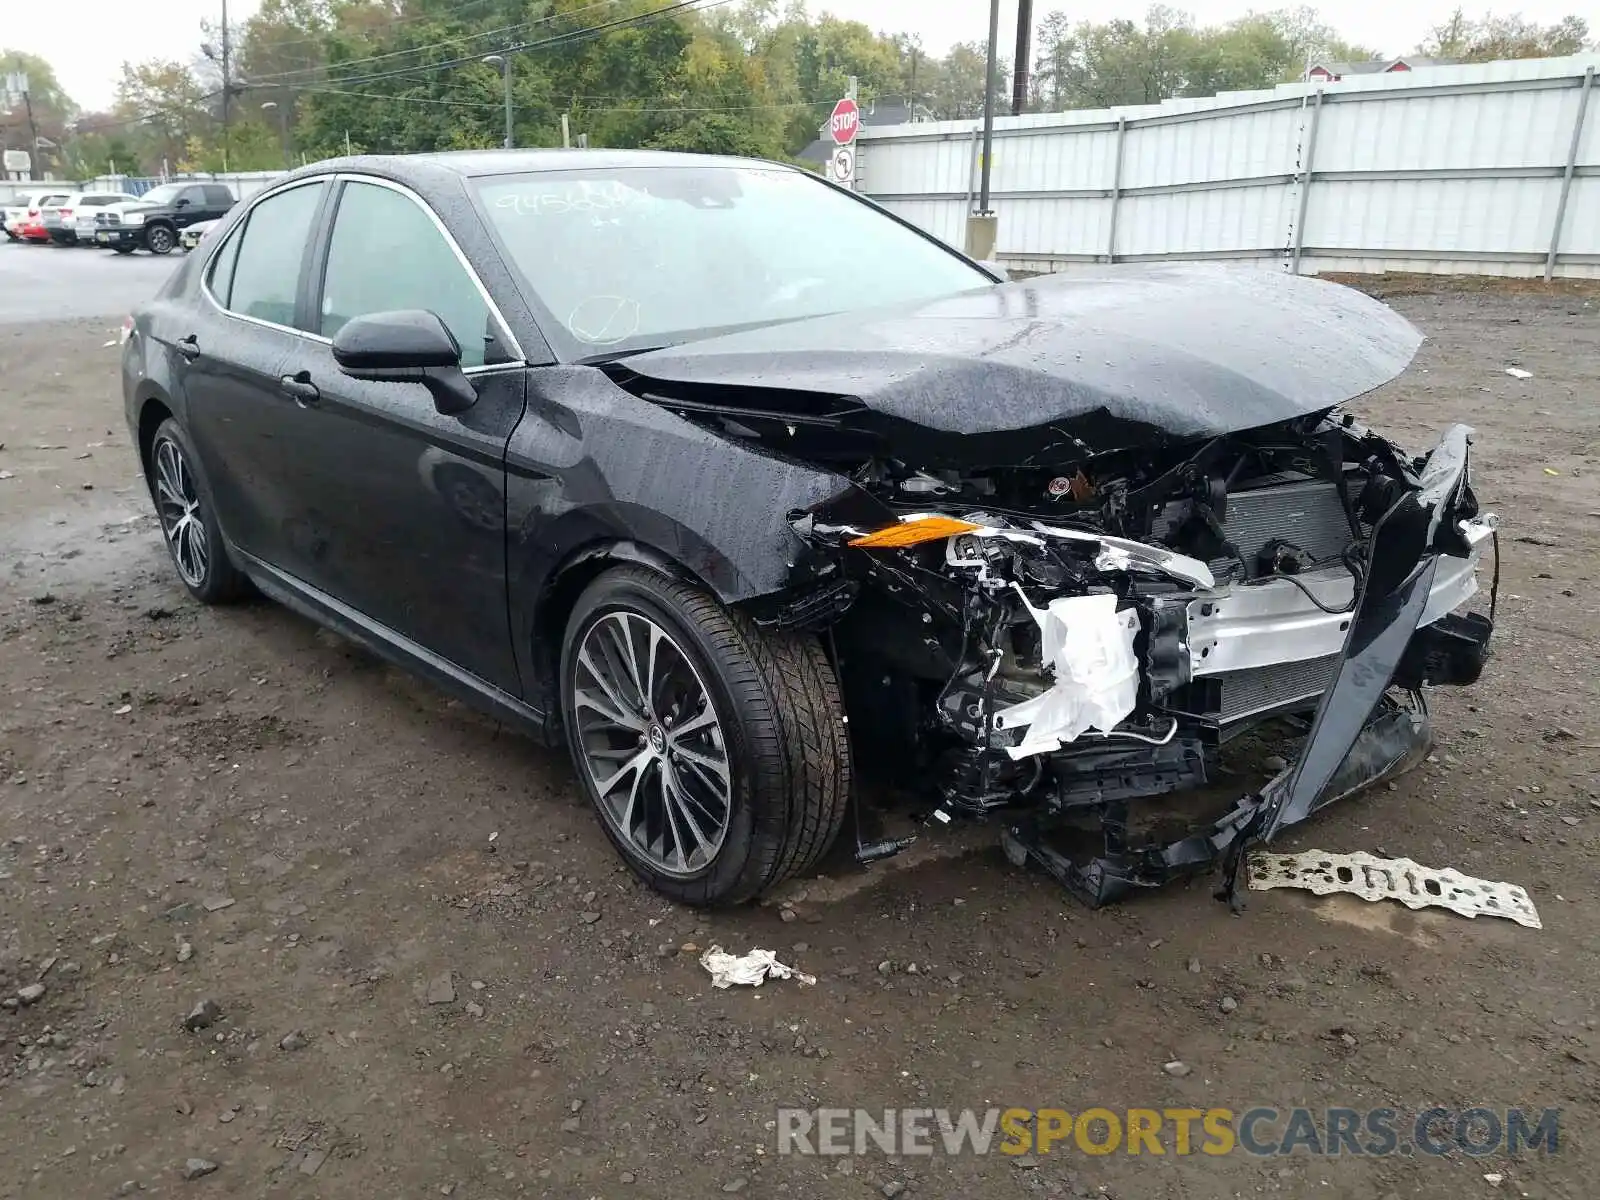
<box><xmin>859</xmin><ymin>53</ymin><xmax>1600</xmax><ymax>279</ymax></box>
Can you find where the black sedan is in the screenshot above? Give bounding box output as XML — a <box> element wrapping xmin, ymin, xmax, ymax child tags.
<box><xmin>121</xmin><ymin>150</ymin><xmax>1496</xmax><ymax>908</ymax></box>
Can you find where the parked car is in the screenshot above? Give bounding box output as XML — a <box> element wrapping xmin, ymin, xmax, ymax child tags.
<box><xmin>179</xmin><ymin>217</ymin><xmax>221</xmax><ymax>252</ymax></box>
<box><xmin>4</xmin><ymin>190</ymin><xmax>52</xmax><ymax>241</ymax></box>
<box><xmin>56</xmin><ymin>192</ymin><xmax>142</xmax><ymax>244</ymax></box>
<box><xmin>95</xmin><ymin>182</ymin><xmax>235</xmax><ymax>255</ymax></box>
<box><xmin>119</xmin><ymin>151</ymin><xmax>1497</xmax><ymax>908</ymax></box>
<box><xmin>15</xmin><ymin>192</ymin><xmax>69</xmax><ymax>243</ymax></box>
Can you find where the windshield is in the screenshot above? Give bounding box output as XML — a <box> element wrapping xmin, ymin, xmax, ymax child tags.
<box><xmin>138</xmin><ymin>185</ymin><xmax>184</xmax><ymax>205</ymax></box>
<box><xmin>475</xmin><ymin>165</ymin><xmax>991</xmax><ymax>358</ymax></box>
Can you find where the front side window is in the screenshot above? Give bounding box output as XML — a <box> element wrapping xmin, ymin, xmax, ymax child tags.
<box><xmin>474</xmin><ymin>165</ymin><xmax>991</xmax><ymax>359</ymax></box>
<box><xmin>224</xmin><ymin>182</ymin><xmax>325</xmax><ymax>328</ymax></box>
<box><xmin>318</xmin><ymin>180</ymin><xmax>498</xmax><ymax>368</ymax></box>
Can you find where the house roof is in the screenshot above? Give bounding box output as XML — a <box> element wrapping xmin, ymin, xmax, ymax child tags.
<box><xmin>1308</xmin><ymin>56</ymin><xmax>1460</xmax><ymax>76</ymax></box>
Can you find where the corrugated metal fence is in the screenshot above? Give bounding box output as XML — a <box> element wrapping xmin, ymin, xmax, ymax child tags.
<box><xmin>82</xmin><ymin>171</ymin><xmax>289</xmax><ymax>201</ymax></box>
<box><xmin>860</xmin><ymin>54</ymin><xmax>1600</xmax><ymax>279</ymax></box>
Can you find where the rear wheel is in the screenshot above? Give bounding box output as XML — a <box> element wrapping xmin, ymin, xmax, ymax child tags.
<box><xmin>559</xmin><ymin>565</ymin><xmax>850</xmax><ymax>906</ymax></box>
<box><xmin>148</xmin><ymin>418</ymin><xmax>251</xmax><ymax>604</ymax></box>
<box><xmin>145</xmin><ymin>224</ymin><xmax>175</xmax><ymax>255</ymax></box>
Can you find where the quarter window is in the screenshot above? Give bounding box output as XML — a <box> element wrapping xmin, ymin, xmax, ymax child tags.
<box><xmin>224</xmin><ymin>183</ymin><xmax>325</xmax><ymax>328</ymax></box>
<box><xmin>207</xmin><ymin>225</ymin><xmax>243</xmax><ymax>306</ymax></box>
<box><xmin>318</xmin><ymin>180</ymin><xmax>500</xmax><ymax>368</ymax></box>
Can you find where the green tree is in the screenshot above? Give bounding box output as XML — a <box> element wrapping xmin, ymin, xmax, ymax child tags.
<box><xmin>1</xmin><ymin>49</ymin><xmax>77</xmax><ymax>173</ymax></box>
<box><xmin>113</xmin><ymin>60</ymin><xmax>217</xmax><ymax>174</ymax></box>
<box><xmin>1420</xmin><ymin>9</ymin><xmax>1591</xmax><ymax>61</ymax></box>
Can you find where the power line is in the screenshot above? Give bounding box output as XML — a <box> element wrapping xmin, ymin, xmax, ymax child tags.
<box><xmin>72</xmin><ymin>91</ymin><xmax>225</xmax><ymax>135</ymax></box>
<box><xmin>243</xmin><ymin>0</ymin><xmax>634</xmax><ymax>86</ymax></box>
<box><xmin>299</xmin><ymin>84</ymin><xmax>834</xmax><ymax>114</ymax></box>
<box><xmin>229</xmin><ymin>0</ymin><xmax>517</xmax><ymax>54</ymax></box>
<box><xmin>313</xmin><ymin>0</ymin><xmax>730</xmax><ymax>90</ymax></box>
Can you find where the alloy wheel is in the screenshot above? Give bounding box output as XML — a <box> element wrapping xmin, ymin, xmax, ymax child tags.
<box><xmin>571</xmin><ymin>611</ymin><xmax>733</xmax><ymax>878</ymax></box>
<box><xmin>152</xmin><ymin>437</ymin><xmax>210</xmax><ymax>588</ymax></box>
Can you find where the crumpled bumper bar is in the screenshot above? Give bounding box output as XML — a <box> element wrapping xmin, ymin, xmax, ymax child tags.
<box><xmin>1004</xmin><ymin>424</ymin><xmax>1495</xmax><ymax>907</ymax></box>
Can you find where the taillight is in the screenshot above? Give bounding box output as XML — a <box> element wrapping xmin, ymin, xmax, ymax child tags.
<box><xmin>120</xmin><ymin>316</ymin><xmax>134</xmax><ymax>345</ymax></box>
<box><xmin>59</xmin><ymin>208</ymin><xmax>72</xmax><ymax>217</ymax></box>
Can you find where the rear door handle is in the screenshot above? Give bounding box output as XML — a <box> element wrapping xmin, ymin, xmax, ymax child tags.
<box><xmin>176</xmin><ymin>335</ymin><xmax>201</xmax><ymax>361</ymax></box>
<box><xmin>279</xmin><ymin>372</ymin><xmax>321</xmax><ymax>407</ymax></box>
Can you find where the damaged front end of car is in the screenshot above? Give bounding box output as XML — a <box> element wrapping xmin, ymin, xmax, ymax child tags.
<box><xmin>768</xmin><ymin>415</ymin><xmax>1496</xmax><ymax>906</ymax></box>
<box><xmin>607</xmin><ymin>269</ymin><xmax>1497</xmax><ymax>905</ymax></box>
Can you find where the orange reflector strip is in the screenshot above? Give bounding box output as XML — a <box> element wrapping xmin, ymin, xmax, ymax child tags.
<box><xmin>848</xmin><ymin>515</ymin><xmax>983</xmax><ymax>548</ymax></box>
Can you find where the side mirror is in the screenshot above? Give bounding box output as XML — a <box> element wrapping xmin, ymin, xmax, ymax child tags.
<box><xmin>174</xmin><ymin>196</ymin><xmax>191</xmax><ymax>208</ymax></box>
<box><xmin>331</xmin><ymin>310</ymin><xmax>478</xmax><ymax>415</ymax></box>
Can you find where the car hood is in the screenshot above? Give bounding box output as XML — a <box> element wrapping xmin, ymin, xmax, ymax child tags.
<box><xmin>620</xmin><ymin>265</ymin><xmax>1422</xmax><ymax>442</ymax></box>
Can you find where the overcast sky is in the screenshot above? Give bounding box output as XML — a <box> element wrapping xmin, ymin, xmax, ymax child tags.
<box><xmin>9</xmin><ymin>0</ymin><xmax>1593</xmax><ymax>111</ymax></box>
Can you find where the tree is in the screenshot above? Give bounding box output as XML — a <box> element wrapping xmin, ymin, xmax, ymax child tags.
<box><xmin>1028</xmin><ymin>6</ymin><xmax>1384</xmax><ymax>113</ymax></box>
<box><xmin>1420</xmin><ymin>9</ymin><xmax>1591</xmax><ymax>61</ymax></box>
<box><xmin>926</xmin><ymin>42</ymin><xmax>995</xmax><ymax>119</ymax></box>
<box><xmin>112</xmin><ymin>60</ymin><xmax>217</xmax><ymax>174</ymax></box>
<box><xmin>0</xmin><ymin>50</ymin><xmax>76</xmax><ymax>173</ymax></box>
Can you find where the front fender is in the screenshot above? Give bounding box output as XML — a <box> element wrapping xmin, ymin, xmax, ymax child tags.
<box><xmin>504</xmin><ymin>366</ymin><xmax>851</xmax><ymax>702</ymax></box>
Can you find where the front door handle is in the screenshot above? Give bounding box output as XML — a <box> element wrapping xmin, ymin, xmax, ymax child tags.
<box><xmin>279</xmin><ymin>372</ymin><xmax>321</xmax><ymax>407</ymax></box>
<box><xmin>176</xmin><ymin>335</ymin><xmax>201</xmax><ymax>361</ymax></box>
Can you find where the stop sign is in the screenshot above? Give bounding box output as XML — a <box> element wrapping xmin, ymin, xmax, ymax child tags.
<box><xmin>828</xmin><ymin>97</ymin><xmax>860</xmax><ymax>146</ymax></box>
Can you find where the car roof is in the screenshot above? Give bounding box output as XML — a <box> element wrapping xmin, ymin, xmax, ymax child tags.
<box><xmin>287</xmin><ymin>147</ymin><xmax>795</xmax><ymax>186</ymax></box>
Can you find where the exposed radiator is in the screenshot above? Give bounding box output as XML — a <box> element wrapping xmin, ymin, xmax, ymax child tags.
<box><xmin>1164</xmin><ymin>653</ymin><xmax>1340</xmax><ymax>733</ymax></box>
<box><xmin>1213</xmin><ymin>654</ymin><xmax>1340</xmax><ymax>725</ymax></box>
<box><xmin>1158</xmin><ymin>476</ymin><xmax>1363</xmax><ymax>578</ymax></box>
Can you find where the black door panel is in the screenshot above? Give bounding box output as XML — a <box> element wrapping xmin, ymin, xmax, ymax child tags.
<box><xmin>279</xmin><ymin>359</ymin><xmax>526</xmax><ymax>693</ymax></box>
<box><xmin>180</xmin><ymin>314</ymin><xmax>321</xmax><ymax>568</ymax></box>
<box><xmin>171</xmin><ymin>180</ymin><xmax>329</xmax><ymax>570</ymax></box>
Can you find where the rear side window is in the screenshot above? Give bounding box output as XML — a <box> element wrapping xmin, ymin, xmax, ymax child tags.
<box><xmin>205</xmin><ymin>186</ymin><xmax>235</xmax><ymax>207</ymax></box>
<box><xmin>225</xmin><ymin>183</ymin><xmax>324</xmax><ymax>329</ymax></box>
<box><xmin>317</xmin><ymin>180</ymin><xmax>499</xmax><ymax>367</ymax></box>
<box><xmin>207</xmin><ymin>225</ymin><xmax>244</xmax><ymax>307</ymax></box>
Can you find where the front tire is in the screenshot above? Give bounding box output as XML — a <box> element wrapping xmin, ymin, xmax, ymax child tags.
<box><xmin>147</xmin><ymin>418</ymin><xmax>251</xmax><ymax>604</ymax></box>
<box><xmin>145</xmin><ymin>224</ymin><xmax>175</xmax><ymax>255</ymax></box>
<box><xmin>560</xmin><ymin>565</ymin><xmax>850</xmax><ymax>906</ymax></box>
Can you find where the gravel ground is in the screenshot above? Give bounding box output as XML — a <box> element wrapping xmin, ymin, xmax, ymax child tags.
<box><xmin>1</xmin><ymin>265</ymin><xmax>1598</xmax><ymax>1200</ymax></box>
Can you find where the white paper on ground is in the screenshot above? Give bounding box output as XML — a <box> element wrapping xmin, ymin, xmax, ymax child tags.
<box><xmin>699</xmin><ymin>945</ymin><xmax>818</xmax><ymax>988</ymax></box>
<box><xmin>991</xmin><ymin>591</ymin><xmax>1141</xmax><ymax>759</ymax></box>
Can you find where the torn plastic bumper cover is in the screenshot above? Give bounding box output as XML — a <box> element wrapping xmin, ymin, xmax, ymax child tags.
<box><xmin>1003</xmin><ymin>424</ymin><xmax>1494</xmax><ymax>906</ymax></box>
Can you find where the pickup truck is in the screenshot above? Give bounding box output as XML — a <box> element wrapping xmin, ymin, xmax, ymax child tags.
<box><xmin>93</xmin><ymin>182</ymin><xmax>236</xmax><ymax>255</ymax></box>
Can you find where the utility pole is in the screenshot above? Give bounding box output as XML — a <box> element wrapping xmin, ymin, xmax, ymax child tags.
<box><xmin>966</xmin><ymin>0</ymin><xmax>1002</xmax><ymax>261</ymax></box>
<box><xmin>483</xmin><ymin>55</ymin><xmax>514</xmax><ymax>149</ymax></box>
<box><xmin>220</xmin><ymin>0</ymin><xmax>232</xmax><ymax>171</ymax></box>
<box><xmin>979</xmin><ymin>0</ymin><xmax>1000</xmax><ymax>211</ymax></box>
<box><xmin>1012</xmin><ymin>0</ymin><xmax>1033</xmax><ymax>116</ymax></box>
<box><xmin>22</xmin><ymin>86</ymin><xmax>40</xmax><ymax>176</ymax></box>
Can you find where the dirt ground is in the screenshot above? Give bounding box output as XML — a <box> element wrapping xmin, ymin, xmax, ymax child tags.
<box><xmin>2</xmin><ymin>275</ymin><xmax>1598</xmax><ymax>1200</ymax></box>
